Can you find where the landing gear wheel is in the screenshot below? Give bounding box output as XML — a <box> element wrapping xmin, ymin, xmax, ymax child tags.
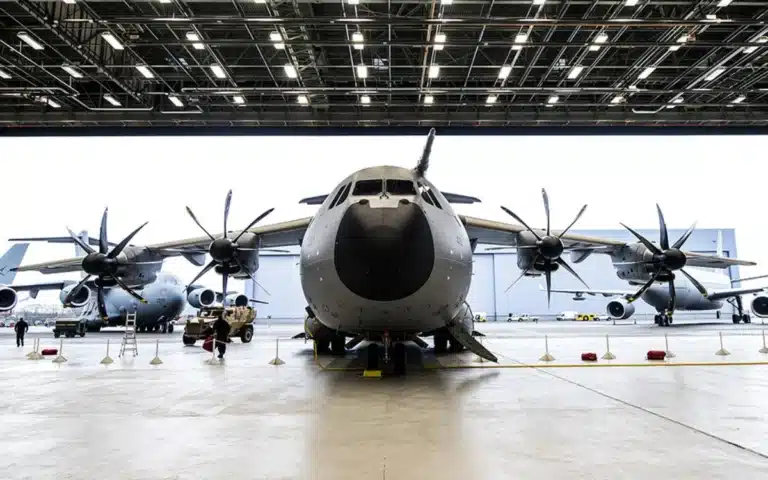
<box><xmin>182</xmin><ymin>335</ymin><xmax>196</xmax><ymax>346</ymax></box>
<box><xmin>168</xmin><ymin>324</ymin><xmax>174</xmax><ymax>334</ymax></box>
<box><xmin>392</xmin><ymin>342</ymin><xmax>407</xmax><ymax>375</ymax></box>
<box><xmin>54</xmin><ymin>332</ymin><xmax>60</xmax><ymax>338</ymax></box>
<box><xmin>449</xmin><ymin>338</ymin><xmax>464</xmax><ymax>353</ymax></box>
<box><xmin>716</xmin><ymin>310</ymin><xmax>721</xmax><ymax>319</ymax></box>
<box><xmin>366</xmin><ymin>343</ymin><xmax>381</xmax><ymax>371</ymax></box>
<box><xmin>434</xmin><ymin>334</ymin><xmax>448</xmax><ymax>354</ymax></box>
<box><xmin>315</xmin><ymin>339</ymin><xmax>330</xmax><ymax>355</ymax></box>
<box><xmin>79</xmin><ymin>331</ymin><xmax>86</xmax><ymax>338</ymax></box>
<box><xmin>331</xmin><ymin>335</ymin><xmax>346</xmax><ymax>356</ymax></box>
<box><xmin>654</xmin><ymin>315</ymin><xmax>661</xmax><ymax>325</ymax></box>
<box><xmin>138</xmin><ymin>326</ymin><xmax>146</xmax><ymax>333</ymax></box>
<box><xmin>160</xmin><ymin>323</ymin><xmax>168</xmax><ymax>334</ymax></box>
<box><xmin>240</xmin><ymin>327</ymin><xmax>253</xmax><ymax>343</ymax></box>
<box><xmin>153</xmin><ymin>325</ymin><xmax>160</xmax><ymax>333</ymax></box>
<box><xmin>733</xmin><ymin>314</ymin><xmax>741</xmax><ymax>324</ymax></box>
<box><xmin>667</xmin><ymin>315</ymin><xmax>673</xmax><ymax>325</ymax></box>
<box><xmin>742</xmin><ymin>314</ymin><xmax>751</xmax><ymax>324</ymax></box>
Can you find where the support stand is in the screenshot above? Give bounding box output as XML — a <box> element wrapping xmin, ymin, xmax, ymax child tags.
<box><xmin>760</xmin><ymin>330</ymin><xmax>768</xmax><ymax>355</ymax></box>
<box><xmin>268</xmin><ymin>338</ymin><xmax>285</xmax><ymax>366</ymax></box>
<box><xmin>26</xmin><ymin>338</ymin><xmax>43</xmax><ymax>360</ymax></box>
<box><xmin>150</xmin><ymin>339</ymin><xmax>163</xmax><ymax>365</ymax></box>
<box><xmin>601</xmin><ymin>334</ymin><xmax>616</xmax><ymax>360</ymax></box>
<box><xmin>664</xmin><ymin>333</ymin><xmax>676</xmax><ymax>358</ymax></box>
<box><xmin>100</xmin><ymin>338</ymin><xmax>114</xmax><ymax>365</ymax></box>
<box><xmin>205</xmin><ymin>338</ymin><xmax>219</xmax><ymax>365</ymax></box>
<box><xmin>52</xmin><ymin>338</ymin><xmax>67</xmax><ymax>364</ymax></box>
<box><xmin>539</xmin><ymin>335</ymin><xmax>555</xmax><ymax>362</ymax></box>
<box><xmin>715</xmin><ymin>332</ymin><xmax>730</xmax><ymax>356</ymax></box>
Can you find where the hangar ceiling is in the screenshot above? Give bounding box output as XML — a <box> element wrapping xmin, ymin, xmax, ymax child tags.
<box><xmin>0</xmin><ymin>0</ymin><xmax>767</xmax><ymax>127</ymax></box>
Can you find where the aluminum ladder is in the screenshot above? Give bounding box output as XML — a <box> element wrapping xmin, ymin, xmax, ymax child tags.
<box><xmin>119</xmin><ymin>313</ymin><xmax>138</xmax><ymax>358</ymax></box>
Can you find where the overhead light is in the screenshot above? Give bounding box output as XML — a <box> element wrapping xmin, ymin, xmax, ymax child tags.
<box><xmin>704</xmin><ymin>67</ymin><xmax>725</xmax><ymax>81</ymax></box>
<box><xmin>705</xmin><ymin>14</ymin><xmax>717</xmax><ymax>21</ymax></box>
<box><xmin>428</xmin><ymin>65</ymin><xmax>440</xmax><ymax>78</ymax></box>
<box><xmin>17</xmin><ymin>32</ymin><xmax>44</xmax><ymax>51</ymax></box>
<box><xmin>253</xmin><ymin>0</ymin><xmax>266</xmax><ymax>3</ymax></box>
<box><xmin>513</xmin><ymin>33</ymin><xmax>527</xmax><ymax>50</ymax></box>
<box><xmin>61</xmin><ymin>65</ymin><xmax>83</xmax><ymax>79</ymax></box>
<box><xmin>637</xmin><ymin>66</ymin><xmax>655</xmax><ymax>79</ymax></box>
<box><xmin>232</xmin><ymin>95</ymin><xmax>245</xmax><ymax>104</ymax></box>
<box><xmin>101</xmin><ymin>32</ymin><xmax>124</xmax><ymax>50</ymax></box>
<box><xmin>434</xmin><ymin>32</ymin><xmax>446</xmax><ymax>51</ymax></box>
<box><xmin>625</xmin><ymin>0</ymin><xmax>639</xmax><ymax>5</ymax></box>
<box><xmin>533</xmin><ymin>0</ymin><xmax>546</xmax><ymax>4</ymax></box>
<box><xmin>498</xmin><ymin>65</ymin><xmax>512</xmax><ymax>79</ymax></box>
<box><xmin>284</xmin><ymin>64</ymin><xmax>298</xmax><ymax>78</ymax></box>
<box><xmin>669</xmin><ymin>34</ymin><xmax>688</xmax><ymax>51</ymax></box>
<box><xmin>168</xmin><ymin>95</ymin><xmax>184</xmax><ymax>107</ymax></box>
<box><xmin>0</xmin><ymin>68</ymin><xmax>10</xmax><ymax>79</ymax></box>
<box><xmin>186</xmin><ymin>32</ymin><xmax>205</xmax><ymax>50</ymax></box>
<box><xmin>717</xmin><ymin>0</ymin><xmax>732</xmax><ymax>7</ymax></box>
<box><xmin>590</xmin><ymin>33</ymin><xmax>608</xmax><ymax>51</ymax></box>
<box><xmin>270</xmin><ymin>32</ymin><xmax>282</xmax><ymax>42</ymax></box>
<box><xmin>356</xmin><ymin>64</ymin><xmax>368</xmax><ymax>78</ymax></box>
<box><xmin>210</xmin><ymin>64</ymin><xmax>227</xmax><ymax>79</ymax></box>
<box><xmin>352</xmin><ymin>31</ymin><xmax>364</xmax><ymax>50</ymax></box>
<box><xmin>732</xmin><ymin>95</ymin><xmax>746</xmax><ymax>104</ymax></box>
<box><xmin>610</xmin><ymin>95</ymin><xmax>625</xmax><ymax>104</ymax></box>
<box><xmin>348</xmin><ymin>0</ymin><xmax>359</xmax><ymax>4</ymax></box>
<box><xmin>158</xmin><ymin>0</ymin><xmax>172</xmax><ymax>3</ymax></box>
<box><xmin>667</xmin><ymin>96</ymin><xmax>684</xmax><ymax>109</ymax></box>
<box><xmin>744</xmin><ymin>37</ymin><xmax>768</xmax><ymax>54</ymax></box>
<box><xmin>135</xmin><ymin>65</ymin><xmax>154</xmax><ymax>79</ymax></box>
<box><xmin>424</xmin><ymin>95</ymin><xmax>434</xmax><ymax>105</ymax></box>
<box><xmin>547</xmin><ymin>95</ymin><xmax>559</xmax><ymax>104</ymax></box>
<box><xmin>441</xmin><ymin>0</ymin><xmax>453</xmax><ymax>4</ymax></box>
<box><xmin>486</xmin><ymin>95</ymin><xmax>498</xmax><ymax>105</ymax></box>
<box><xmin>45</xmin><ymin>97</ymin><xmax>61</xmax><ymax>108</ymax></box>
<box><xmin>568</xmin><ymin>66</ymin><xmax>584</xmax><ymax>79</ymax></box>
<box><xmin>297</xmin><ymin>94</ymin><xmax>309</xmax><ymax>105</ymax></box>
<box><xmin>103</xmin><ymin>94</ymin><xmax>121</xmax><ymax>106</ymax></box>
<box><xmin>360</xmin><ymin>95</ymin><xmax>371</xmax><ymax>105</ymax></box>
<box><xmin>62</xmin><ymin>0</ymin><xmax>76</xmax><ymax>4</ymax></box>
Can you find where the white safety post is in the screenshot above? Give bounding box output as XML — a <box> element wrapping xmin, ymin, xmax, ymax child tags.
<box><xmin>52</xmin><ymin>338</ymin><xmax>67</xmax><ymax>364</ymax></box>
<box><xmin>27</xmin><ymin>338</ymin><xmax>42</xmax><ymax>360</ymax></box>
<box><xmin>539</xmin><ymin>335</ymin><xmax>555</xmax><ymax>362</ymax></box>
<box><xmin>715</xmin><ymin>331</ymin><xmax>730</xmax><ymax>356</ymax></box>
<box><xmin>269</xmin><ymin>338</ymin><xmax>285</xmax><ymax>366</ymax></box>
<box><xmin>205</xmin><ymin>338</ymin><xmax>218</xmax><ymax>365</ymax></box>
<box><xmin>150</xmin><ymin>339</ymin><xmax>163</xmax><ymax>365</ymax></box>
<box><xmin>664</xmin><ymin>333</ymin><xmax>676</xmax><ymax>358</ymax></box>
<box><xmin>100</xmin><ymin>338</ymin><xmax>114</xmax><ymax>365</ymax></box>
<box><xmin>602</xmin><ymin>334</ymin><xmax>616</xmax><ymax>360</ymax></box>
<box><xmin>760</xmin><ymin>330</ymin><xmax>768</xmax><ymax>354</ymax></box>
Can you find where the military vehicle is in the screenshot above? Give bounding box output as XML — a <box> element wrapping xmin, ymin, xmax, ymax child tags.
<box><xmin>53</xmin><ymin>318</ymin><xmax>86</xmax><ymax>338</ymax></box>
<box><xmin>182</xmin><ymin>306</ymin><xmax>255</xmax><ymax>346</ymax></box>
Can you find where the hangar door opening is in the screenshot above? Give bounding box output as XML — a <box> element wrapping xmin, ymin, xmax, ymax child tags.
<box><xmin>253</xmin><ymin>255</ymin><xmax>305</xmax><ymax>320</ymax></box>
<box><xmin>466</xmin><ymin>254</ymin><xmax>495</xmax><ymax>320</ymax></box>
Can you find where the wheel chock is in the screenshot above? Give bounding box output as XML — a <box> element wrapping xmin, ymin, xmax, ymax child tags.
<box><xmin>363</xmin><ymin>370</ymin><xmax>382</xmax><ymax>378</ymax></box>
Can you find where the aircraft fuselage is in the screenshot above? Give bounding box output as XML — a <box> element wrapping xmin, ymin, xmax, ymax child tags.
<box><xmin>638</xmin><ymin>269</ymin><xmax>727</xmax><ymax>312</ymax></box>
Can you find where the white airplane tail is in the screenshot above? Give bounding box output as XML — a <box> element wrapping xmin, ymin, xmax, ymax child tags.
<box><xmin>0</xmin><ymin>243</ymin><xmax>30</xmax><ymax>285</ymax></box>
<box><xmin>75</xmin><ymin>230</ymin><xmax>88</xmax><ymax>278</ymax></box>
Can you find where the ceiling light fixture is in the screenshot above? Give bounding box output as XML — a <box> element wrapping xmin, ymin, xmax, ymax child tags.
<box><xmin>434</xmin><ymin>32</ymin><xmax>446</xmax><ymax>51</ymax></box>
<box><xmin>17</xmin><ymin>32</ymin><xmax>44</xmax><ymax>50</ymax></box>
<box><xmin>428</xmin><ymin>65</ymin><xmax>440</xmax><ymax>78</ymax></box>
<box><xmin>135</xmin><ymin>65</ymin><xmax>155</xmax><ymax>79</ymax></box>
<box><xmin>103</xmin><ymin>94</ymin><xmax>121</xmax><ymax>106</ymax></box>
<box><xmin>101</xmin><ymin>32</ymin><xmax>124</xmax><ymax>50</ymax></box>
<box><xmin>284</xmin><ymin>64</ymin><xmax>298</xmax><ymax>78</ymax></box>
<box><xmin>168</xmin><ymin>96</ymin><xmax>184</xmax><ymax>107</ymax></box>
<box><xmin>210</xmin><ymin>64</ymin><xmax>227</xmax><ymax>79</ymax></box>
<box><xmin>61</xmin><ymin>65</ymin><xmax>83</xmax><ymax>79</ymax></box>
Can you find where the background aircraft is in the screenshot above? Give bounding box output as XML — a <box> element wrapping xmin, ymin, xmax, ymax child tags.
<box><xmin>0</xmin><ymin>243</ymin><xmax>31</xmax><ymax>312</ymax></box>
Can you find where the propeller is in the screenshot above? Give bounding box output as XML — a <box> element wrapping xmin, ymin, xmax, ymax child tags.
<box><xmin>621</xmin><ymin>204</ymin><xmax>706</xmax><ymax>313</ymax></box>
<box><xmin>500</xmin><ymin>188</ymin><xmax>590</xmax><ymax>307</ymax></box>
<box><xmin>62</xmin><ymin>208</ymin><xmax>153</xmax><ymax>319</ymax></box>
<box><xmin>185</xmin><ymin>190</ymin><xmax>275</xmax><ymax>301</ymax></box>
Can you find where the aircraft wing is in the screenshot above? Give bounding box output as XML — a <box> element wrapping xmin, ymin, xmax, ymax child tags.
<box><xmin>707</xmin><ymin>286</ymin><xmax>768</xmax><ymax>301</ymax></box>
<box><xmin>546</xmin><ymin>286</ymin><xmax>635</xmax><ymax>299</ymax></box>
<box><xmin>14</xmin><ymin>217</ymin><xmax>312</xmax><ymax>274</ymax></box>
<box><xmin>460</xmin><ymin>216</ymin><xmax>756</xmax><ymax>268</ymax></box>
<box><xmin>9</xmin><ymin>281</ymin><xmax>79</xmax><ymax>299</ymax></box>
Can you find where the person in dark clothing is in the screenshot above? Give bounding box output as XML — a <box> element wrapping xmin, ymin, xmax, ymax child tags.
<box><xmin>15</xmin><ymin>317</ymin><xmax>29</xmax><ymax>347</ymax></box>
<box><xmin>203</xmin><ymin>313</ymin><xmax>231</xmax><ymax>359</ymax></box>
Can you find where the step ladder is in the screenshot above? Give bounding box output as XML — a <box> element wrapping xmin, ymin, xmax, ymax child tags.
<box><xmin>119</xmin><ymin>313</ymin><xmax>138</xmax><ymax>358</ymax></box>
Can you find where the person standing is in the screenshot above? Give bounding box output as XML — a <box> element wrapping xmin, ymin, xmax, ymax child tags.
<box><xmin>203</xmin><ymin>312</ymin><xmax>231</xmax><ymax>359</ymax></box>
<box><xmin>15</xmin><ymin>317</ymin><xmax>28</xmax><ymax>347</ymax></box>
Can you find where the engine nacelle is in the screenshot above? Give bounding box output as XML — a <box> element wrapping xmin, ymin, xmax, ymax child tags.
<box><xmin>0</xmin><ymin>286</ymin><xmax>18</xmax><ymax>312</ymax></box>
<box><xmin>225</xmin><ymin>293</ymin><xmax>248</xmax><ymax>307</ymax></box>
<box><xmin>59</xmin><ymin>284</ymin><xmax>91</xmax><ymax>307</ymax></box>
<box><xmin>607</xmin><ymin>299</ymin><xmax>635</xmax><ymax>320</ymax></box>
<box><xmin>751</xmin><ymin>295</ymin><xmax>768</xmax><ymax>318</ymax></box>
<box><xmin>187</xmin><ymin>288</ymin><xmax>216</xmax><ymax>309</ymax></box>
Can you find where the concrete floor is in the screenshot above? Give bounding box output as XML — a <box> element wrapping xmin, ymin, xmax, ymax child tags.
<box><xmin>2</xmin><ymin>322</ymin><xmax>768</xmax><ymax>479</ymax></box>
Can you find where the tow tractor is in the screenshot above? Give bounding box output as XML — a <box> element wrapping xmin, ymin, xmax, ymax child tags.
<box><xmin>182</xmin><ymin>306</ymin><xmax>256</xmax><ymax>346</ymax></box>
<box><xmin>53</xmin><ymin>318</ymin><xmax>87</xmax><ymax>338</ymax></box>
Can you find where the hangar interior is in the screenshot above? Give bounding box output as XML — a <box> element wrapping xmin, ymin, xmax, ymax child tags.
<box><xmin>248</xmin><ymin>227</ymin><xmax>740</xmax><ymax>320</ymax></box>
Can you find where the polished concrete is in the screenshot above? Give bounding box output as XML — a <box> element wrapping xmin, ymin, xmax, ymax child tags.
<box><xmin>2</xmin><ymin>323</ymin><xmax>768</xmax><ymax>479</ymax></box>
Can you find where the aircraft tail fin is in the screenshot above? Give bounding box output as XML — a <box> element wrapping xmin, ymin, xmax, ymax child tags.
<box><xmin>0</xmin><ymin>243</ymin><xmax>30</xmax><ymax>285</ymax></box>
<box><xmin>414</xmin><ymin>128</ymin><xmax>436</xmax><ymax>178</ymax></box>
<box><xmin>75</xmin><ymin>230</ymin><xmax>89</xmax><ymax>278</ymax></box>
<box><xmin>716</xmin><ymin>229</ymin><xmax>724</xmax><ymax>257</ymax></box>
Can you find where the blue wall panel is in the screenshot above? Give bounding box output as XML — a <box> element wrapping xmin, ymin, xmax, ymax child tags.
<box><xmin>253</xmin><ymin>255</ymin><xmax>304</xmax><ymax>319</ymax></box>
<box><xmin>466</xmin><ymin>255</ymin><xmax>495</xmax><ymax>316</ymax></box>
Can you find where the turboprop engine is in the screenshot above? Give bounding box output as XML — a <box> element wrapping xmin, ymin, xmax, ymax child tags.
<box><xmin>751</xmin><ymin>295</ymin><xmax>768</xmax><ymax>318</ymax></box>
<box><xmin>187</xmin><ymin>288</ymin><xmax>216</xmax><ymax>309</ymax></box>
<box><xmin>225</xmin><ymin>293</ymin><xmax>248</xmax><ymax>307</ymax></box>
<box><xmin>607</xmin><ymin>299</ymin><xmax>635</xmax><ymax>320</ymax></box>
<box><xmin>0</xmin><ymin>286</ymin><xmax>18</xmax><ymax>311</ymax></box>
<box><xmin>59</xmin><ymin>284</ymin><xmax>91</xmax><ymax>307</ymax></box>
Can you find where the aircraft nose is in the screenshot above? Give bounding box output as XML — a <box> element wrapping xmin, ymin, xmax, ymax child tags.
<box><xmin>334</xmin><ymin>200</ymin><xmax>434</xmax><ymax>301</ymax></box>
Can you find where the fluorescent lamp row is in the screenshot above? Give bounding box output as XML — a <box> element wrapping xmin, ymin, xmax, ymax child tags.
<box><xmin>590</xmin><ymin>33</ymin><xmax>608</xmax><ymax>52</ymax></box>
<box><xmin>270</xmin><ymin>31</ymin><xmax>285</xmax><ymax>50</ymax></box>
<box><xmin>229</xmin><ymin>95</ymin><xmax>310</xmax><ymax>105</ymax></box>
<box><xmin>352</xmin><ymin>31</ymin><xmax>364</xmax><ymax>50</ymax></box>
<box><xmin>186</xmin><ymin>32</ymin><xmax>205</xmax><ymax>50</ymax></box>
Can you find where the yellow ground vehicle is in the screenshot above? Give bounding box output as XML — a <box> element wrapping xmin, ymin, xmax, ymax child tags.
<box><xmin>576</xmin><ymin>313</ymin><xmax>597</xmax><ymax>321</ymax></box>
<box><xmin>182</xmin><ymin>306</ymin><xmax>256</xmax><ymax>346</ymax></box>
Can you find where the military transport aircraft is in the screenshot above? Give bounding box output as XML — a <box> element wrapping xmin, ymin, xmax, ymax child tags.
<box><xmin>12</xmin><ymin>129</ymin><xmax>757</xmax><ymax>373</ymax></box>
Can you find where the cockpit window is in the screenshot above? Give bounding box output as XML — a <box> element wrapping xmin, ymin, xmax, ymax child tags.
<box><xmin>385</xmin><ymin>179</ymin><xmax>417</xmax><ymax>195</ymax></box>
<box><xmin>352</xmin><ymin>179</ymin><xmax>383</xmax><ymax>196</ymax></box>
<box><xmin>331</xmin><ymin>182</ymin><xmax>352</xmax><ymax>208</ymax></box>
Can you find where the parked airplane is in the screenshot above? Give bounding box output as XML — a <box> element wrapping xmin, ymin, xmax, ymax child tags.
<box><xmin>0</xmin><ymin>243</ymin><xmax>31</xmax><ymax>312</ymax></box>
<box><xmin>13</xmin><ymin>129</ymin><xmax>757</xmax><ymax>373</ymax></box>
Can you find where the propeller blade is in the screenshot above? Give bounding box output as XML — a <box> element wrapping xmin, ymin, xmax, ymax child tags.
<box><xmin>97</xmin><ymin>285</ymin><xmax>108</xmax><ymax>320</ymax></box>
<box><xmin>620</xmin><ymin>223</ymin><xmax>662</xmax><ymax>255</ymax></box>
<box><xmin>626</xmin><ymin>270</ymin><xmax>661</xmax><ymax>303</ymax></box>
<box><xmin>224</xmin><ymin>189</ymin><xmax>233</xmax><ymax>238</ymax></box>
<box><xmin>545</xmin><ymin>269</ymin><xmax>552</xmax><ymax>308</ymax></box>
<box><xmin>113</xmin><ymin>276</ymin><xmax>148</xmax><ymax>304</ymax></box>
<box><xmin>234</xmin><ymin>257</ymin><xmax>272</xmax><ymax>296</ymax></box>
<box><xmin>63</xmin><ymin>275</ymin><xmax>91</xmax><ymax>305</ymax></box>
<box><xmin>656</xmin><ymin>204</ymin><xmax>670</xmax><ymax>250</ymax></box>
<box><xmin>251</xmin><ymin>299</ymin><xmax>269</xmax><ymax>305</ymax></box>
<box><xmin>188</xmin><ymin>259</ymin><xmax>218</xmax><ymax>287</ymax></box>
<box><xmin>504</xmin><ymin>268</ymin><xmax>529</xmax><ymax>293</ymax></box>
<box><xmin>680</xmin><ymin>268</ymin><xmax>709</xmax><ymax>298</ymax></box>
<box><xmin>99</xmin><ymin>208</ymin><xmax>109</xmax><ymax>254</ymax></box>
<box><xmin>555</xmin><ymin>258</ymin><xmax>589</xmax><ymax>289</ymax></box>
<box><xmin>542</xmin><ymin>189</ymin><xmax>551</xmax><ymax>236</ymax></box>
<box><xmin>260</xmin><ymin>248</ymin><xmax>291</xmax><ymax>253</ymax></box>
<box><xmin>221</xmin><ymin>264</ymin><xmax>229</xmax><ymax>304</ymax></box>
<box><xmin>668</xmin><ymin>280</ymin><xmax>676</xmax><ymax>312</ymax></box>
<box><xmin>185</xmin><ymin>206</ymin><xmax>216</xmax><ymax>242</ymax></box>
<box><xmin>232</xmin><ymin>207</ymin><xmax>275</xmax><ymax>243</ymax></box>
<box><xmin>558</xmin><ymin>204</ymin><xmax>588</xmax><ymax>239</ymax></box>
<box><xmin>672</xmin><ymin>221</ymin><xmax>698</xmax><ymax>250</ymax></box>
<box><xmin>500</xmin><ymin>206</ymin><xmax>542</xmax><ymax>241</ymax></box>
<box><xmin>66</xmin><ymin>227</ymin><xmax>95</xmax><ymax>255</ymax></box>
<box><xmin>108</xmin><ymin>221</ymin><xmax>148</xmax><ymax>259</ymax></box>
